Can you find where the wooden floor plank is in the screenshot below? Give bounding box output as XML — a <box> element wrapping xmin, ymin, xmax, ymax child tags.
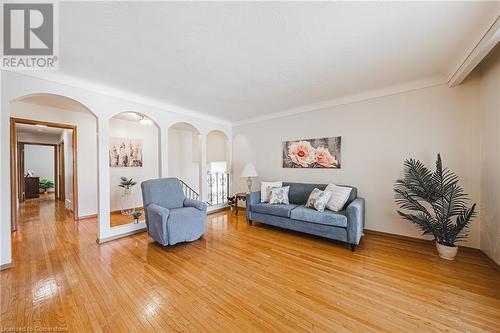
<box><xmin>1</xmin><ymin>195</ymin><xmax>499</xmax><ymax>332</ymax></box>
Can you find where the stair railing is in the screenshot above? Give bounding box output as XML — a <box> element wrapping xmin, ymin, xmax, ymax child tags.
<box><xmin>179</xmin><ymin>179</ymin><xmax>201</xmax><ymax>201</ymax></box>
<box><xmin>207</xmin><ymin>171</ymin><xmax>230</xmax><ymax>206</ymax></box>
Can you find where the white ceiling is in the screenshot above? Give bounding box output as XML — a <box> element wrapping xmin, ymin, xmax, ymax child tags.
<box><xmin>50</xmin><ymin>1</ymin><xmax>499</xmax><ymax>123</ymax></box>
<box><xmin>16</xmin><ymin>123</ymin><xmax>64</xmax><ymax>136</ymax></box>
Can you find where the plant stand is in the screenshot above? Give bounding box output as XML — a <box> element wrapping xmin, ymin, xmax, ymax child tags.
<box><xmin>121</xmin><ymin>188</ymin><xmax>135</xmax><ymax>215</ymax></box>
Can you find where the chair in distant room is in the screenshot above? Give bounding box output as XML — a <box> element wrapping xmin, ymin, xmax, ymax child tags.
<box><xmin>141</xmin><ymin>178</ymin><xmax>207</xmax><ymax>246</ymax></box>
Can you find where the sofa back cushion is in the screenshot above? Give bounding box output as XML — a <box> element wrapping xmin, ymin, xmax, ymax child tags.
<box><xmin>283</xmin><ymin>182</ymin><xmax>357</xmax><ymax>207</ymax></box>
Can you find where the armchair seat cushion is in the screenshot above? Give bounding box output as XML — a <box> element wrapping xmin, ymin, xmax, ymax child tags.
<box><xmin>290</xmin><ymin>206</ymin><xmax>347</xmax><ymax>228</ymax></box>
<box><xmin>167</xmin><ymin>207</ymin><xmax>206</xmax><ymax>244</ymax></box>
<box><xmin>251</xmin><ymin>203</ymin><xmax>297</xmax><ymax>218</ymax></box>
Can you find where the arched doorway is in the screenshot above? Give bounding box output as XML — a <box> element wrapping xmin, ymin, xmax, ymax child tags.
<box><xmin>108</xmin><ymin>112</ymin><xmax>160</xmax><ymax>227</ymax></box>
<box><xmin>9</xmin><ymin>94</ymin><xmax>99</xmax><ymax>232</ymax></box>
<box><xmin>167</xmin><ymin>122</ymin><xmax>202</xmax><ymax>199</ymax></box>
<box><xmin>206</xmin><ymin>130</ymin><xmax>230</xmax><ymax>206</ymax></box>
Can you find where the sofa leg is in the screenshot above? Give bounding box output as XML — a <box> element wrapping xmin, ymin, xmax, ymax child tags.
<box><xmin>248</xmin><ymin>220</ymin><xmax>252</xmax><ymax>226</ymax></box>
<box><xmin>350</xmin><ymin>244</ymin><xmax>357</xmax><ymax>252</ymax></box>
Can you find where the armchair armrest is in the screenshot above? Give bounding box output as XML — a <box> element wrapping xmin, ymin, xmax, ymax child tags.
<box><xmin>246</xmin><ymin>191</ymin><xmax>261</xmax><ymax>220</ymax></box>
<box><xmin>184</xmin><ymin>198</ymin><xmax>207</xmax><ymax>212</ymax></box>
<box><xmin>147</xmin><ymin>203</ymin><xmax>170</xmax><ymax>219</ymax></box>
<box><xmin>145</xmin><ymin>204</ymin><xmax>170</xmax><ymax>245</ymax></box>
<box><xmin>346</xmin><ymin>198</ymin><xmax>365</xmax><ymax>245</ymax></box>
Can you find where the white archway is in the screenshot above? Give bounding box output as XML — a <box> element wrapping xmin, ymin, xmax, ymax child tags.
<box><xmin>206</xmin><ymin>130</ymin><xmax>230</xmax><ymax>206</ymax></box>
<box><xmin>9</xmin><ymin>93</ymin><xmax>99</xmax><ymax>237</ymax></box>
<box><xmin>167</xmin><ymin>122</ymin><xmax>202</xmax><ymax>198</ymax></box>
<box><xmin>108</xmin><ymin>112</ymin><xmax>161</xmax><ymax>227</ymax></box>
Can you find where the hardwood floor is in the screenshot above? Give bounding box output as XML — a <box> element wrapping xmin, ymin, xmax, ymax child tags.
<box><xmin>110</xmin><ymin>209</ymin><xmax>145</xmax><ymax>227</ymax></box>
<box><xmin>1</xmin><ymin>197</ymin><xmax>500</xmax><ymax>332</ymax></box>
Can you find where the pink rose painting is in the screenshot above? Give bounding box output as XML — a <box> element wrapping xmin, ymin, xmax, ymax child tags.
<box><xmin>282</xmin><ymin>137</ymin><xmax>341</xmax><ymax>168</ymax></box>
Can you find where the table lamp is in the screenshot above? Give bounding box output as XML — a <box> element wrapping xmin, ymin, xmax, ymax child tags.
<box><xmin>241</xmin><ymin>163</ymin><xmax>258</xmax><ymax>193</ymax></box>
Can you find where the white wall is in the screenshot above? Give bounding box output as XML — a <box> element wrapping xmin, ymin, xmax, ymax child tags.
<box><xmin>24</xmin><ymin>145</ymin><xmax>55</xmax><ymax>191</ymax></box>
<box><xmin>109</xmin><ymin>117</ymin><xmax>159</xmax><ymax>212</ymax></box>
<box><xmin>10</xmin><ymin>101</ymin><xmax>98</xmax><ymax>217</ymax></box>
<box><xmin>479</xmin><ymin>46</ymin><xmax>500</xmax><ymax>264</ymax></box>
<box><xmin>232</xmin><ymin>78</ymin><xmax>482</xmax><ymax>248</ymax></box>
<box><xmin>168</xmin><ymin>128</ymin><xmax>201</xmax><ymax>193</ymax></box>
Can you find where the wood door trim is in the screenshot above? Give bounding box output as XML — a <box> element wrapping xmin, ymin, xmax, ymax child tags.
<box><xmin>18</xmin><ymin>141</ymin><xmax>58</xmax><ymax>147</ymax></box>
<box><xmin>17</xmin><ymin>143</ymin><xmax>24</xmax><ymax>203</ymax></box>
<box><xmin>10</xmin><ymin>117</ymin><xmax>79</xmax><ymax>223</ymax></box>
<box><xmin>10</xmin><ymin>117</ymin><xmax>76</xmax><ymax>129</ymax></box>
<box><xmin>18</xmin><ymin>142</ymin><xmax>58</xmax><ymax>201</ymax></box>
<box><xmin>10</xmin><ymin>119</ymin><xmax>17</xmax><ymax>231</ymax></box>
<box><xmin>56</xmin><ymin>141</ymin><xmax>65</xmax><ymax>202</ymax></box>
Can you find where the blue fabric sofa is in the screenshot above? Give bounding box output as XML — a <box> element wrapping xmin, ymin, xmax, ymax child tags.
<box><xmin>246</xmin><ymin>182</ymin><xmax>365</xmax><ymax>251</ymax></box>
<box><xmin>141</xmin><ymin>178</ymin><xmax>207</xmax><ymax>246</ymax></box>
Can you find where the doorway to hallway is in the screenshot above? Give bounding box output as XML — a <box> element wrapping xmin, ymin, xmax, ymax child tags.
<box><xmin>10</xmin><ymin>118</ymin><xmax>77</xmax><ymax>231</ymax></box>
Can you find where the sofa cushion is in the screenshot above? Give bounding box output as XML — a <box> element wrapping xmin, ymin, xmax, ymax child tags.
<box><xmin>283</xmin><ymin>182</ymin><xmax>357</xmax><ymax>207</ymax></box>
<box><xmin>324</xmin><ymin>184</ymin><xmax>352</xmax><ymax>212</ymax></box>
<box><xmin>269</xmin><ymin>186</ymin><xmax>290</xmax><ymax>205</ymax></box>
<box><xmin>290</xmin><ymin>206</ymin><xmax>348</xmax><ymax>228</ymax></box>
<box><xmin>305</xmin><ymin>188</ymin><xmax>332</xmax><ymax>212</ymax></box>
<box><xmin>261</xmin><ymin>181</ymin><xmax>283</xmax><ymax>202</ymax></box>
<box><xmin>251</xmin><ymin>203</ymin><xmax>297</xmax><ymax>218</ymax></box>
<box><xmin>284</xmin><ymin>182</ymin><xmax>327</xmax><ymax>205</ymax></box>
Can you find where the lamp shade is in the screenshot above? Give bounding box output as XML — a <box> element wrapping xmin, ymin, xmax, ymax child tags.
<box><xmin>241</xmin><ymin>163</ymin><xmax>258</xmax><ymax>178</ymax></box>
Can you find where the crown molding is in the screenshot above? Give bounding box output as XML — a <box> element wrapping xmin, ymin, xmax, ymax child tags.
<box><xmin>6</xmin><ymin>72</ymin><xmax>458</xmax><ymax>129</ymax></box>
<box><xmin>232</xmin><ymin>75</ymin><xmax>447</xmax><ymax>127</ymax></box>
<box><xmin>448</xmin><ymin>13</ymin><xmax>500</xmax><ymax>87</ymax></box>
<box><xmin>5</xmin><ymin>70</ymin><xmax>232</xmax><ymax>127</ymax></box>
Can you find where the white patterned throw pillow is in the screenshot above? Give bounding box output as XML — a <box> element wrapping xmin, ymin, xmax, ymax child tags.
<box><xmin>269</xmin><ymin>186</ymin><xmax>290</xmax><ymax>205</ymax></box>
<box><xmin>305</xmin><ymin>188</ymin><xmax>332</xmax><ymax>212</ymax></box>
<box><xmin>260</xmin><ymin>181</ymin><xmax>283</xmax><ymax>202</ymax></box>
<box><xmin>324</xmin><ymin>184</ymin><xmax>352</xmax><ymax>211</ymax></box>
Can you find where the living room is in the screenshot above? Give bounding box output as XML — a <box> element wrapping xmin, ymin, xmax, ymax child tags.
<box><xmin>0</xmin><ymin>1</ymin><xmax>499</xmax><ymax>332</ymax></box>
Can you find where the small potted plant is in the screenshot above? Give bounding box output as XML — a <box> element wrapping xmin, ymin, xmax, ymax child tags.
<box><xmin>118</xmin><ymin>177</ymin><xmax>137</xmax><ymax>215</ymax></box>
<box><xmin>394</xmin><ymin>154</ymin><xmax>477</xmax><ymax>260</ymax></box>
<box><xmin>39</xmin><ymin>179</ymin><xmax>55</xmax><ymax>194</ymax></box>
<box><xmin>227</xmin><ymin>195</ymin><xmax>236</xmax><ymax>212</ymax></box>
<box><xmin>131</xmin><ymin>211</ymin><xmax>142</xmax><ymax>223</ymax></box>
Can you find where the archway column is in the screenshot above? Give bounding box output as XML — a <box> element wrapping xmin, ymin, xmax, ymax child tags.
<box><xmin>200</xmin><ymin>133</ymin><xmax>208</xmax><ymax>202</ymax></box>
<box><xmin>97</xmin><ymin>118</ymin><xmax>111</xmax><ymax>241</ymax></box>
<box><xmin>160</xmin><ymin>124</ymin><xmax>169</xmax><ymax>177</ymax></box>
<box><xmin>227</xmin><ymin>137</ymin><xmax>233</xmax><ymax>197</ymax></box>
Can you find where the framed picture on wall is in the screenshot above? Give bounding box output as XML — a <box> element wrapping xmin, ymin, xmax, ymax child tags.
<box><xmin>282</xmin><ymin>136</ymin><xmax>341</xmax><ymax>169</ymax></box>
<box><xmin>109</xmin><ymin>137</ymin><xmax>143</xmax><ymax>167</ymax></box>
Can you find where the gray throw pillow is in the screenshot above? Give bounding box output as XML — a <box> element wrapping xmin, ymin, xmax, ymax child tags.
<box><xmin>305</xmin><ymin>188</ymin><xmax>332</xmax><ymax>212</ymax></box>
<box><xmin>269</xmin><ymin>186</ymin><xmax>290</xmax><ymax>205</ymax></box>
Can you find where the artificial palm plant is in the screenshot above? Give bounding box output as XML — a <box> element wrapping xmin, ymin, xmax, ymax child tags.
<box><xmin>118</xmin><ymin>177</ymin><xmax>137</xmax><ymax>189</ymax></box>
<box><xmin>394</xmin><ymin>154</ymin><xmax>476</xmax><ymax>252</ymax></box>
<box><xmin>39</xmin><ymin>179</ymin><xmax>55</xmax><ymax>193</ymax></box>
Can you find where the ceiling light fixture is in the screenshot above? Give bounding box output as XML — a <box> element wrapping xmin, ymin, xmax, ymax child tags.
<box><xmin>138</xmin><ymin>113</ymin><xmax>152</xmax><ymax>126</ymax></box>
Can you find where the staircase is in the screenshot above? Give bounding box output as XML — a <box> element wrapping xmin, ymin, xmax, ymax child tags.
<box><xmin>179</xmin><ymin>179</ymin><xmax>203</xmax><ymax>202</ymax></box>
<box><xmin>179</xmin><ymin>172</ymin><xmax>230</xmax><ymax>207</ymax></box>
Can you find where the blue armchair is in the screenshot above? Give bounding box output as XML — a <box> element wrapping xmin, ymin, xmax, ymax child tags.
<box><xmin>141</xmin><ymin>178</ymin><xmax>207</xmax><ymax>246</ymax></box>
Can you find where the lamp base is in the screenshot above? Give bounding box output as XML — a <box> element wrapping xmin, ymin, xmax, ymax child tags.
<box><xmin>246</xmin><ymin>177</ymin><xmax>253</xmax><ymax>193</ymax></box>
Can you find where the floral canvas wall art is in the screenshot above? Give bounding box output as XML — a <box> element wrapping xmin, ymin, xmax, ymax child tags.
<box><xmin>109</xmin><ymin>137</ymin><xmax>143</xmax><ymax>167</ymax></box>
<box><xmin>282</xmin><ymin>137</ymin><xmax>341</xmax><ymax>169</ymax></box>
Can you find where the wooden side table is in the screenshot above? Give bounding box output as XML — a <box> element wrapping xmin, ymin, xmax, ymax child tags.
<box><xmin>234</xmin><ymin>192</ymin><xmax>247</xmax><ymax>215</ymax></box>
